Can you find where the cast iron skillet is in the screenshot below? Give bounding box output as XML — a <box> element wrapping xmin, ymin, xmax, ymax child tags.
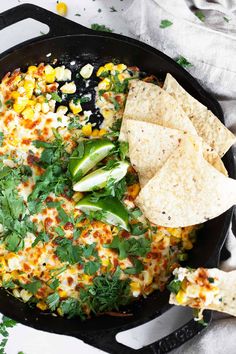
<box><xmin>0</xmin><ymin>4</ymin><xmax>235</xmax><ymax>354</ymax></box>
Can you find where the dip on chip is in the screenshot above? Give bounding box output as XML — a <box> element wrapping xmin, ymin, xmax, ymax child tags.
<box><xmin>163</xmin><ymin>73</ymin><xmax>236</xmax><ymax>157</ymax></box>
<box><xmin>169</xmin><ymin>267</ymin><xmax>236</xmax><ymax>317</ymax></box>
<box><xmin>135</xmin><ymin>136</ymin><xmax>236</xmax><ymax>227</ymax></box>
<box><xmin>126</xmin><ymin>119</ymin><xmax>227</xmax><ymax>187</ymax></box>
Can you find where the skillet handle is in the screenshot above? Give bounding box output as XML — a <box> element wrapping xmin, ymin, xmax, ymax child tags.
<box><xmin>0</xmin><ymin>3</ymin><xmax>92</xmax><ymax>37</ymax></box>
<box><xmin>76</xmin><ymin>311</ymin><xmax>211</xmax><ymax>354</ymax></box>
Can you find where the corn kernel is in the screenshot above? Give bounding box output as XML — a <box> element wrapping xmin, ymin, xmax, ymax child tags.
<box><xmin>42</xmin><ymin>102</ymin><xmax>50</xmax><ymax>114</ymax></box>
<box><xmin>73</xmin><ymin>192</ymin><xmax>84</xmax><ymax>202</ymax></box>
<box><xmin>82</xmin><ymin>123</ymin><xmax>92</xmax><ymax>136</ymax></box>
<box><xmin>69</xmin><ymin>99</ymin><xmax>82</xmax><ymax>114</ymax></box>
<box><xmin>56</xmin><ymin>2</ymin><xmax>68</xmax><ymax>17</ymax></box>
<box><xmin>80</xmin><ymin>64</ymin><xmax>94</xmax><ymax>79</ymax></box>
<box><xmin>183</xmin><ymin>240</ymin><xmax>193</xmax><ymax>250</ymax></box>
<box><xmin>22</xmin><ymin>107</ymin><xmax>34</xmax><ymax>120</ymax></box>
<box><xmin>60</xmin><ymin>81</ymin><xmax>76</xmax><ymax>94</ymax></box>
<box><xmin>101</xmin><ymin>108</ymin><xmax>113</xmax><ymax>120</ymax></box>
<box><xmin>58</xmin><ymin>290</ymin><xmax>67</xmax><ymax>298</ymax></box>
<box><xmin>98</xmin><ymin>128</ymin><xmax>107</xmax><ymax>136</ymax></box>
<box><xmin>13</xmin><ymin>289</ymin><xmax>21</xmax><ymax>298</ymax></box>
<box><xmin>113</xmin><ymin>63</ymin><xmax>127</xmax><ymax>73</ymax></box>
<box><xmin>45</xmin><ymin>65</ymin><xmax>56</xmax><ymax>83</ymax></box>
<box><xmin>27</xmin><ymin>65</ymin><xmax>38</xmax><ymax>75</ymax></box>
<box><xmin>104</xmin><ymin>62</ymin><xmax>114</xmax><ymax>71</ymax></box>
<box><xmin>96</xmin><ymin>66</ymin><xmax>105</xmax><ymax>77</ymax></box>
<box><xmin>24</xmin><ymin>79</ymin><xmax>35</xmax><ymax>98</ymax></box>
<box><xmin>37</xmin><ymin>301</ymin><xmax>48</xmax><ymax>311</ymax></box>
<box><xmin>20</xmin><ymin>289</ymin><xmax>32</xmax><ymax>302</ymax></box>
<box><xmin>37</xmin><ymin>95</ymin><xmax>45</xmax><ymax>103</ymax></box>
<box><xmin>98</xmin><ymin>78</ymin><xmax>111</xmax><ymax>91</ymax></box>
<box><xmin>13</xmin><ymin>96</ymin><xmax>28</xmax><ymax>113</ymax></box>
<box><xmin>176</xmin><ymin>289</ymin><xmax>186</xmax><ymax>304</ymax></box>
<box><xmin>91</xmin><ymin>129</ymin><xmax>99</xmax><ymax>137</ymax></box>
<box><xmin>56</xmin><ymin>105</ymin><xmax>68</xmax><ymax>115</ymax></box>
<box><xmin>57</xmin><ymin>308</ymin><xmax>63</xmax><ymax>316</ymax></box>
<box><xmin>128</xmin><ymin>183</ymin><xmax>140</xmax><ymax>199</ymax></box>
<box><xmin>11</xmin><ymin>91</ymin><xmax>20</xmax><ymax>99</ymax></box>
<box><xmin>27</xmin><ymin>99</ymin><xmax>36</xmax><ymax>106</ymax></box>
<box><xmin>35</xmin><ymin>103</ymin><xmax>42</xmax><ymax>112</ymax></box>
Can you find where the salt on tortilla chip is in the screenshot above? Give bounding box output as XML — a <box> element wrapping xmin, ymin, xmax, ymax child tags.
<box><xmin>119</xmin><ymin>80</ymin><xmax>197</xmax><ymax>141</ymax></box>
<box><xmin>126</xmin><ymin>120</ymin><xmax>227</xmax><ymax>187</ymax></box>
<box><xmin>169</xmin><ymin>267</ymin><xmax>236</xmax><ymax>317</ymax></box>
<box><xmin>135</xmin><ymin>136</ymin><xmax>236</xmax><ymax>227</ymax></box>
<box><xmin>163</xmin><ymin>73</ymin><xmax>236</xmax><ymax>157</ymax></box>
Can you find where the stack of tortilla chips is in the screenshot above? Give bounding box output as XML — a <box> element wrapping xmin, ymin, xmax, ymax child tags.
<box><xmin>120</xmin><ymin>76</ymin><xmax>236</xmax><ymax>227</ymax></box>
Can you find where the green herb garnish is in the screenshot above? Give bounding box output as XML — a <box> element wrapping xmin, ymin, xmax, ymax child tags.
<box><xmin>176</xmin><ymin>56</ymin><xmax>193</xmax><ymax>68</ymax></box>
<box><xmin>160</xmin><ymin>19</ymin><xmax>173</xmax><ymax>28</ymax></box>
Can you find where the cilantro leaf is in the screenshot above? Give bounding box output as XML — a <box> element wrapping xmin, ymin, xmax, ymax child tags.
<box><xmin>55</xmin><ymin>238</ymin><xmax>83</xmax><ymax>265</ymax></box>
<box><xmin>84</xmin><ymin>260</ymin><xmax>101</xmax><ymax>275</ymax></box>
<box><xmin>0</xmin><ymin>132</ymin><xmax>4</xmax><ymax>147</ymax></box>
<box><xmin>91</xmin><ymin>23</ymin><xmax>113</xmax><ymax>32</ymax></box>
<box><xmin>176</xmin><ymin>56</ymin><xmax>193</xmax><ymax>68</ymax></box>
<box><xmin>2</xmin><ymin>279</ymin><xmax>16</xmax><ymax>289</ymax></box>
<box><xmin>48</xmin><ymin>278</ymin><xmax>60</xmax><ymax>290</ymax></box>
<box><xmin>46</xmin><ymin>292</ymin><xmax>60</xmax><ymax>311</ymax></box>
<box><xmin>50</xmin><ymin>92</ymin><xmax>62</xmax><ymax>102</ymax></box>
<box><xmin>167</xmin><ymin>279</ymin><xmax>182</xmax><ymax>294</ymax></box>
<box><xmin>119</xmin><ymin>141</ymin><xmax>129</xmax><ymax>160</ymax></box>
<box><xmin>195</xmin><ymin>10</ymin><xmax>205</xmax><ymax>22</ymax></box>
<box><xmin>60</xmin><ymin>298</ymin><xmax>85</xmax><ymax>319</ymax></box>
<box><xmin>123</xmin><ymin>257</ymin><xmax>144</xmax><ymax>275</ymax></box>
<box><xmin>22</xmin><ymin>280</ymin><xmax>42</xmax><ymax>294</ymax></box>
<box><xmin>130</xmin><ymin>222</ymin><xmax>148</xmax><ymax>236</ymax></box>
<box><xmin>160</xmin><ymin>19</ymin><xmax>173</xmax><ymax>28</ymax></box>
<box><xmin>104</xmin><ymin>235</ymin><xmax>151</xmax><ymax>259</ymax></box>
<box><xmin>80</xmin><ymin>273</ymin><xmax>131</xmax><ymax>313</ymax></box>
<box><xmin>32</xmin><ymin>232</ymin><xmax>49</xmax><ymax>247</ymax></box>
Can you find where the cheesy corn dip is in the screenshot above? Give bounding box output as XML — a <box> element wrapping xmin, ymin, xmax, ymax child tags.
<box><xmin>0</xmin><ymin>61</ymin><xmax>196</xmax><ymax>319</ymax></box>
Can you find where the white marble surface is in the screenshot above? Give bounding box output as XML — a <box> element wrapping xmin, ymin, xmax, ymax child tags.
<box><xmin>0</xmin><ymin>1</ymin><xmax>192</xmax><ymax>353</ymax></box>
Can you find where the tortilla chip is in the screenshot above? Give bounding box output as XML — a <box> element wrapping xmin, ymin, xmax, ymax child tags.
<box><xmin>135</xmin><ymin>136</ymin><xmax>236</xmax><ymax>227</ymax></box>
<box><xmin>169</xmin><ymin>267</ymin><xmax>236</xmax><ymax>317</ymax></box>
<box><xmin>163</xmin><ymin>73</ymin><xmax>236</xmax><ymax>157</ymax></box>
<box><xmin>119</xmin><ymin>80</ymin><xmax>197</xmax><ymax>141</ymax></box>
<box><xmin>126</xmin><ymin>120</ymin><xmax>227</xmax><ymax>187</ymax></box>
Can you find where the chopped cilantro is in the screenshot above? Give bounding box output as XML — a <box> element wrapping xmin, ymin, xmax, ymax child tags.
<box><xmin>80</xmin><ymin>272</ymin><xmax>131</xmax><ymax>313</ymax></box>
<box><xmin>32</xmin><ymin>232</ymin><xmax>49</xmax><ymax>247</ymax></box>
<box><xmin>75</xmin><ymin>13</ymin><xmax>81</xmax><ymax>17</ymax></box>
<box><xmin>84</xmin><ymin>260</ymin><xmax>101</xmax><ymax>275</ymax></box>
<box><xmin>0</xmin><ymin>132</ymin><xmax>4</xmax><ymax>147</ymax></box>
<box><xmin>55</xmin><ymin>238</ymin><xmax>83</xmax><ymax>265</ymax></box>
<box><xmin>50</xmin><ymin>92</ymin><xmax>62</xmax><ymax>102</ymax></box>
<box><xmin>80</xmin><ymin>96</ymin><xmax>91</xmax><ymax>104</ymax></box>
<box><xmin>223</xmin><ymin>16</ymin><xmax>230</xmax><ymax>22</ymax></box>
<box><xmin>167</xmin><ymin>279</ymin><xmax>182</xmax><ymax>294</ymax></box>
<box><xmin>22</xmin><ymin>280</ymin><xmax>42</xmax><ymax>295</ymax></box>
<box><xmin>129</xmin><ymin>207</ymin><xmax>142</xmax><ymax>220</ymax></box>
<box><xmin>130</xmin><ymin>222</ymin><xmax>148</xmax><ymax>236</ymax></box>
<box><xmin>91</xmin><ymin>23</ymin><xmax>113</xmax><ymax>33</ymax></box>
<box><xmin>176</xmin><ymin>56</ymin><xmax>193</xmax><ymax>68</ymax></box>
<box><xmin>2</xmin><ymin>279</ymin><xmax>16</xmax><ymax>289</ymax></box>
<box><xmin>60</xmin><ymin>298</ymin><xmax>85</xmax><ymax>319</ymax></box>
<box><xmin>46</xmin><ymin>292</ymin><xmax>60</xmax><ymax>311</ymax></box>
<box><xmin>195</xmin><ymin>10</ymin><xmax>205</xmax><ymax>22</ymax></box>
<box><xmin>5</xmin><ymin>99</ymin><xmax>14</xmax><ymax>107</ymax></box>
<box><xmin>119</xmin><ymin>141</ymin><xmax>129</xmax><ymax>160</ymax></box>
<box><xmin>104</xmin><ymin>235</ymin><xmax>151</xmax><ymax>259</ymax></box>
<box><xmin>124</xmin><ymin>257</ymin><xmax>144</xmax><ymax>275</ymax></box>
<box><xmin>68</xmin><ymin>116</ymin><xmax>82</xmax><ymax>130</ymax></box>
<box><xmin>110</xmin><ymin>97</ymin><xmax>121</xmax><ymax>111</ymax></box>
<box><xmin>0</xmin><ymin>316</ymin><xmax>17</xmax><ymax>353</ymax></box>
<box><xmin>160</xmin><ymin>19</ymin><xmax>173</xmax><ymax>28</ymax></box>
<box><xmin>208</xmin><ymin>277</ymin><xmax>215</xmax><ymax>283</ymax></box>
<box><xmin>48</xmin><ymin>278</ymin><xmax>60</xmax><ymax>290</ymax></box>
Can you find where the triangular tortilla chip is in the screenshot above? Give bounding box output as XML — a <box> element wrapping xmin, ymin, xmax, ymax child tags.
<box><xmin>119</xmin><ymin>80</ymin><xmax>197</xmax><ymax>141</ymax></box>
<box><xmin>135</xmin><ymin>136</ymin><xmax>236</xmax><ymax>227</ymax></box>
<box><xmin>169</xmin><ymin>267</ymin><xmax>236</xmax><ymax>317</ymax></box>
<box><xmin>163</xmin><ymin>73</ymin><xmax>236</xmax><ymax>157</ymax></box>
<box><xmin>126</xmin><ymin>119</ymin><xmax>227</xmax><ymax>187</ymax></box>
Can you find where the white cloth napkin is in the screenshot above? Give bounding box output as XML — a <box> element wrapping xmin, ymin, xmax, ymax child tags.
<box><xmin>123</xmin><ymin>1</ymin><xmax>236</xmax><ymax>353</ymax></box>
